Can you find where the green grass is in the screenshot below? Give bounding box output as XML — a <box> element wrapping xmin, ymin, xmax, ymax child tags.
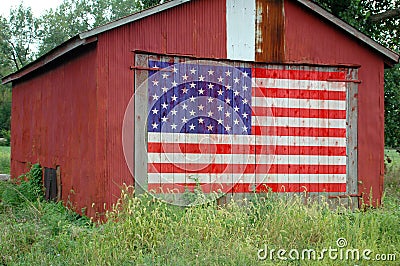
<box><xmin>0</xmin><ymin>153</ymin><xmax>399</xmax><ymax>265</ymax></box>
<box><xmin>0</xmin><ymin>146</ymin><xmax>10</xmax><ymax>174</ymax></box>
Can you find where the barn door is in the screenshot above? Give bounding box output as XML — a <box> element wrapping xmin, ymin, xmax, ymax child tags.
<box><xmin>133</xmin><ymin>53</ymin><xmax>358</xmax><ymax>206</ymax></box>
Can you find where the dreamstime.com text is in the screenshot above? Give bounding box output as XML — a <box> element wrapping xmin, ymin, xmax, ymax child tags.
<box><xmin>258</xmin><ymin>238</ymin><xmax>396</xmax><ymax>262</ymax></box>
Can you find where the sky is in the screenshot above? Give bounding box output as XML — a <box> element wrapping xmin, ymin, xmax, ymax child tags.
<box><xmin>0</xmin><ymin>0</ymin><xmax>63</xmax><ymax>18</ymax></box>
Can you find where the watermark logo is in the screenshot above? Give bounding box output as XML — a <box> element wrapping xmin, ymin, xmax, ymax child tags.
<box><xmin>258</xmin><ymin>238</ymin><xmax>396</xmax><ymax>262</ymax></box>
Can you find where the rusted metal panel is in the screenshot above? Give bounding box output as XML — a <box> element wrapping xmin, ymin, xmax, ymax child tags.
<box><xmin>284</xmin><ymin>0</ymin><xmax>384</xmax><ymax>206</ymax></box>
<box><xmin>255</xmin><ymin>0</ymin><xmax>285</xmax><ymax>63</ymax></box>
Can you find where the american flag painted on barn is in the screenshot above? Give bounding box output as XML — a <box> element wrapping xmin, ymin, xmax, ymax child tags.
<box><xmin>145</xmin><ymin>58</ymin><xmax>348</xmax><ymax>194</ymax></box>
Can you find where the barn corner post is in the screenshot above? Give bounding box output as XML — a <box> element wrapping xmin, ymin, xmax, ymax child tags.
<box><xmin>134</xmin><ymin>53</ymin><xmax>149</xmax><ymax>196</ymax></box>
<box><xmin>345</xmin><ymin>67</ymin><xmax>359</xmax><ymax>209</ymax></box>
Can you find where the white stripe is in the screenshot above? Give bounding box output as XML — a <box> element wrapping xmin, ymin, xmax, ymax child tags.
<box><xmin>148</xmin><ymin>153</ymin><xmax>346</xmax><ymax>165</ymax></box>
<box><xmin>252</xmin><ymin>96</ymin><xmax>346</xmax><ymax>110</ymax></box>
<box><xmin>252</xmin><ymin>116</ymin><xmax>347</xmax><ymax>128</ymax></box>
<box><xmin>148</xmin><ymin>173</ymin><xmax>346</xmax><ymax>184</ymax></box>
<box><xmin>148</xmin><ymin>132</ymin><xmax>346</xmax><ymax>147</ymax></box>
<box><xmin>226</xmin><ymin>0</ymin><xmax>255</xmax><ymax>61</ymax></box>
<box><xmin>252</xmin><ymin>78</ymin><xmax>346</xmax><ymax>91</ymax></box>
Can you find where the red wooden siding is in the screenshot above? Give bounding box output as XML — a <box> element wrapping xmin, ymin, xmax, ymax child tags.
<box><xmin>284</xmin><ymin>0</ymin><xmax>385</xmax><ymax>205</ymax></box>
<box><xmin>11</xmin><ymin>45</ymin><xmax>98</xmax><ymax>212</ymax></box>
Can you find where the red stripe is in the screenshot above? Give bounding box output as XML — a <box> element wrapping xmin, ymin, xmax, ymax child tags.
<box><xmin>252</xmin><ymin>126</ymin><xmax>346</xmax><ymax>137</ymax></box>
<box><xmin>252</xmin><ymin>87</ymin><xmax>346</xmax><ymax>100</ymax></box>
<box><xmin>253</xmin><ymin>107</ymin><xmax>346</xmax><ymax>119</ymax></box>
<box><xmin>148</xmin><ymin>182</ymin><xmax>346</xmax><ymax>193</ymax></box>
<box><xmin>148</xmin><ymin>163</ymin><xmax>346</xmax><ymax>174</ymax></box>
<box><xmin>251</xmin><ymin>68</ymin><xmax>346</xmax><ymax>80</ymax></box>
<box><xmin>148</xmin><ymin>142</ymin><xmax>346</xmax><ymax>156</ymax></box>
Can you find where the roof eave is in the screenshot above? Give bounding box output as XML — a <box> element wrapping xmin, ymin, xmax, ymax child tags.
<box><xmin>295</xmin><ymin>0</ymin><xmax>399</xmax><ymax>66</ymax></box>
<box><xmin>2</xmin><ymin>36</ymin><xmax>98</xmax><ymax>85</ymax></box>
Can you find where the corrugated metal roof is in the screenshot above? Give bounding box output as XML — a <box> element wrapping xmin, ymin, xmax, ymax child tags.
<box><xmin>2</xmin><ymin>0</ymin><xmax>399</xmax><ymax>85</ymax></box>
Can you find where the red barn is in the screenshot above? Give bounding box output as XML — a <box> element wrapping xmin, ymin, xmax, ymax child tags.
<box><xmin>2</xmin><ymin>0</ymin><xmax>399</xmax><ymax>216</ymax></box>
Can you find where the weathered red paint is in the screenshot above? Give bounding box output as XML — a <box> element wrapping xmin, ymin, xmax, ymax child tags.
<box><xmin>284</xmin><ymin>0</ymin><xmax>385</xmax><ymax>206</ymax></box>
<box><xmin>9</xmin><ymin>0</ymin><xmax>393</xmax><ymax>217</ymax></box>
<box><xmin>11</xmin><ymin>44</ymin><xmax>98</xmax><ymax>213</ymax></box>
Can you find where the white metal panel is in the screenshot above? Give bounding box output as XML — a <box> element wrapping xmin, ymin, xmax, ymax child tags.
<box><xmin>226</xmin><ymin>0</ymin><xmax>256</xmax><ymax>61</ymax></box>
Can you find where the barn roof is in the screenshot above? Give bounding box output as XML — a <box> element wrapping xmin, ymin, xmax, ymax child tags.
<box><xmin>2</xmin><ymin>0</ymin><xmax>399</xmax><ymax>85</ymax></box>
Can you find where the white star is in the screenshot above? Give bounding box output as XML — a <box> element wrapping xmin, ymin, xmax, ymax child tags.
<box><xmin>234</xmin><ymin>106</ymin><xmax>240</xmax><ymax>112</ymax></box>
<box><xmin>225</xmin><ymin>125</ymin><xmax>231</xmax><ymax>132</ymax></box>
<box><xmin>208</xmin><ymin>83</ymin><xmax>214</xmax><ymax>89</ymax></box>
<box><xmin>225</xmin><ymin>111</ymin><xmax>231</xmax><ymax>117</ymax></box>
<box><xmin>242</xmin><ymin>125</ymin><xmax>248</xmax><ymax>132</ymax></box>
<box><xmin>171</xmin><ymin>80</ymin><xmax>178</xmax><ymax>87</ymax></box>
<box><xmin>226</xmin><ymin>85</ymin><xmax>231</xmax><ymax>90</ymax></box>
<box><xmin>217</xmin><ymin>118</ymin><xmax>223</xmax><ymax>124</ymax></box>
<box><xmin>172</xmin><ymin>66</ymin><xmax>178</xmax><ymax>73</ymax></box>
<box><xmin>234</xmin><ymin>77</ymin><xmax>240</xmax><ymax>83</ymax></box>
<box><xmin>217</xmin><ymin>89</ymin><xmax>223</xmax><ymax>95</ymax></box>
<box><xmin>189</xmin><ymin>110</ymin><xmax>196</xmax><ymax>116</ymax></box>
<box><xmin>162</xmin><ymin>73</ymin><xmax>169</xmax><ymax>79</ymax></box>
<box><xmin>171</xmin><ymin>123</ymin><xmax>177</xmax><ymax>130</ymax></box>
<box><xmin>198</xmin><ymin>118</ymin><xmax>204</xmax><ymax>124</ymax></box>
<box><xmin>182</xmin><ymin>87</ymin><xmax>188</xmax><ymax>94</ymax></box>
<box><xmin>182</xmin><ymin>103</ymin><xmax>188</xmax><ymax>110</ymax></box>
<box><xmin>152</xmin><ymin>80</ymin><xmax>159</xmax><ymax>86</ymax></box>
<box><xmin>208</xmin><ymin>69</ymin><xmax>214</xmax><ymax>75</ymax></box>
<box><xmin>161</xmin><ymin>86</ymin><xmax>168</xmax><ymax>93</ymax></box>
<box><xmin>242</xmin><ymin>84</ymin><xmax>248</xmax><ymax>91</ymax></box>
<box><xmin>225</xmin><ymin>98</ymin><xmax>231</xmax><ymax>104</ymax></box>
<box><xmin>199</xmin><ymin>75</ymin><xmax>205</xmax><ymax>81</ymax></box>
<box><xmin>190</xmin><ymin>68</ymin><xmax>196</xmax><ymax>74</ymax></box>
<box><xmin>242</xmin><ymin>71</ymin><xmax>249</xmax><ymax>77</ymax></box>
<box><xmin>198</xmin><ymin>104</ymin><xmax>204</xmax><ymax>111</ymax></box>
<box><xmin>152</xmin><ymin>122</ymin><xmax>158</xmax><ymax>129</ymax></box>
<box><xmin>189</xmin><ymin>96</ymin><xmax>196</xmax><ymax>102</ymax></box>
<box><xmin>234</xmin><ymin>90</ymin><xmax>240</xmax><ymax>96</ymax></box>
<box><xmin>207</xmin><ymin>124</ymin><xmax>214</xmax><ymax>131</ymax></box>
<box><xmin>171</xmin><ymin>94</ymin><xmax>178</xmax><ymax>102</ymax></box>
<box><xmin>217</xmin><ymin>76</ymin><xmax>224</xmax><ymax>82</ymax></box>
<box><xmin>152</xmin><ymin>108</ymin><xmax>159</xmax><ymax>114</ymax></box>
<box><xmin>152</xmin><ymin>64</ymin><xmax>158</xmax><ymax>69</ymax></box>
<box><xmin>234</xmin><ymin>119</ymin><xmax>239</xmax><ymax>125</ymax></box>
<box><xmin>181</xmin><ymin>117</ymin><xmax>188</xmax><ymax>123</ymax></box>
<box><xmin>182</xmin><ymin>74</ymin><xmax>188</xmax><ymax>81</ymax></box>
<box><xmin>208</xmin><ymin>97</ymin><xmax>214</xmax><ymax>103</ymax></box>
<box><xmin>242</xmin><ymin>98</ymin><xmax>248</xmax><ymax>104</ymax></box>
<box><xmin>207</xmin><ymin>110</ymin><xmax>214</xmax><ymax>117</ymax></box>
<box><xmin>190</xmin><ymin>82</ymin><xmax>196</xmax><ymax>88</ymax></box>
<box><xmin>198</xmin><ymin>88</ymin><xmax>205</xmax><ymax>95</ymax></box>
<box><xmin>152</xmin><ymin>93</ymin><xmax>159</xmax><ymax>101</ymax></box>
<box><xmin>171</xmin><ymin>109</ymin><xmax>177</xmax><ymax>116</ymax></box>
<box><xmin>242</xmin><ymin>112</ymin><xmax>248</xmax><ymax>118</ymax></box>
<box><xmin>217</xmin><ymin>105</ymin><xmax>223</xmax><ymax>112</ymax></box>
<box><xmin>189</xmin><ymin>123</ymin><xmax>196</xmax><ymax>130</ymax></box>
<box><xmin>225</xmin><ymin>70</ymin><xmax>231</xmax><ymax>76</ymax></box>
<box><xmin>162</xmin><ymin>102</ymin><xmax>168</xmax><ymax>109</ymax></box>
<box><xmin>161</xmin><ymin>116</ymin><xmax>168</xmax><ymax>122</ymax></box>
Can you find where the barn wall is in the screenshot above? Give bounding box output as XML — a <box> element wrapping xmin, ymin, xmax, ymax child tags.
<box><xmin>95</xmin><ymin>0</ymin><xmax>227</xmax><ymax>212</ymax></box>
<box><xmin>284</xmin><ymin>0</ymin><xmax>385</xmax><ymax>205</ymax></box>
<box><xmin>11</xmin><ymin>46</ymin><xmax>98</xmax><ymax>213</ymax></box>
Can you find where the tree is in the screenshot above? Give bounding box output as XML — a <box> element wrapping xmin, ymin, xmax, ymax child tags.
<box><xmin>0</xmin><ymin>4</ymin><xmax>38</xmax><ymax>136</ymax></box>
